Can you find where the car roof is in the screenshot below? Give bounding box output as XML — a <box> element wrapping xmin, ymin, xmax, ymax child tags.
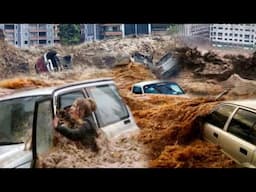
<box><xmin>223</xmin><ymin>99</ymin><xmax>256</xmax><ymax>110</ymax></box>
<box><xmin>133</xmin><ymin>80</ymin><xmax>178</xmax><ymax>87</ymax></box>
<box><xmin>0</xmin><ymin>78</ymin><xmax>113</xmax><ymax>101</ymax></box>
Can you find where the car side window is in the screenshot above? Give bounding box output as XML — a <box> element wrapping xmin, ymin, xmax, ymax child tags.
<box><xmin>227</xmin><ymin>109</ymin><xmax>256</xmax><ymax>145</ymax></box>
<box><xmin>58</xmin><ymin>91</ymin><xmax>85</xmax><ymax>109</ymax></box>
<box><xmin>132</xmin><ymin>86</ymin><xmax>142</xmax><ymax>94</ymax></box>
<box><xmin>144</xmin><ymin>86</ymin><xmax>158</xmax><ymax>94</ymax></box>
<box><xmin>205</xmin><ymin>104</ymin><xmax>236</xmax><ymax>129</ymax></box>
<box><xmin>87</xmin><ymin>84</ymin><xmax>129</xmax><ymax>127</ymax></box>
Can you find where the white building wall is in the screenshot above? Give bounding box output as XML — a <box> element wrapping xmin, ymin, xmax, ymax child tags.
<box><xmin>210</xmin><ymin>24</ymin><xmax>256</xmax><ymax>48</ymax></box>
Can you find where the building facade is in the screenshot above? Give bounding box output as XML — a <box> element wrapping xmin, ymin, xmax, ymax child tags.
<box><xmin>210</xmin><ymin>24</ymin><xmax>256</xmax><ymax>48</ymax></box>
<box><xmin>122</xmin><ymin>24</ymin><xmax>151</xmax><ymax>37</ymax></box>
<box><xmin>0</xmin><ymin>24</ymin><xmax>54</xmax><ymax>48</ymax></box>
<box><xmin>151</xmin><ymin>24</ymin><xmax>170</xmax><ymax>35</ymax></box>
<box><xmin>179</xmin><ymin>24</ymin><xmax>210</xmax><ymax>38</ymax></box>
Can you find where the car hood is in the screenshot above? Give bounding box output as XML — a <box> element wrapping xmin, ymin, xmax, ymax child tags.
<box><xmin>0</xmin><ymin>144</ymin><xmax>32</xmax><ymax>168</ymax></box>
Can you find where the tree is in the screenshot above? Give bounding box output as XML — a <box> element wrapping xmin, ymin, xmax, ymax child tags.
<box><xmin>58</xmin><ymin>24</ymin><xmax>81</xmax><ymax>45</ymax></box>
<box><xmin>167</xmin><ymin>24</ymin><xmax>180</xmax><ymax>35</ymax></box>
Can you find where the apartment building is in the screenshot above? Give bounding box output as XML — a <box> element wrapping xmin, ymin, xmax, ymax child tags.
<box><xmin>151</xmin><ymin>24</ymin><xmax>170</xmax><ymax>35</ymax></box>
<box><xmin>0</xmin><ymin>24</ymin><xmax>54</xmax><ymax>48</ymax></box>
<box><xmin>53</xmin><ymin>24</ymin><xmax>60</xmax><ymax>44</ymax></box>
<box><xmin>99</xmin><ymin>24</ymin><xmax>123</xmax><ymax>39</ymax></box>
<box><xmin>80</xmin><ymin>24</ymin><xmax>102</xmax><ymax>42</ymax></box>
<box><xmin>122</xmin><ymin>24</ymin><xmax>151</xmax><ymax>37</ymax></box>
<box><xmin>179</xmin><ymin>24</ymin><xmax>210</xmax><ymax>38</ymax></box>
<box><xmin>210</xmin><ymin>24</ymin><xmax>256</xmax><ymax>48</ymax></box>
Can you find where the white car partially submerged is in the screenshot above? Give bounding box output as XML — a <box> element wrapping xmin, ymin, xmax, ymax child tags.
<box><xmin>0</xmin><ymin>78</ymin><xmax>139</xmax><ymax>168</ymax></box>
<box><xmin>131</xmin><ymin>80</ymin><xmax>186</xmax><ymax>96</ymax></box>
<box><xmin>203</xmin><ymin>99</ymin><xmax>256</xmax><ymax>168</ymax></box>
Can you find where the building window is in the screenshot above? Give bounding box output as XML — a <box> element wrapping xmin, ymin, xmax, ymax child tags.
<box><xmin>240</xmin><ymin>29</ymin><xmax>243</xmax><ymax>31</ymax></box>
<box><xmin>235</xmin><ymin>28</ymin><xmax>238</xmax><ymax>31</ymax></box>
<box><xmin>15</xmin><ymin>41</ymin><xmax>18</xmax><ymax>45</ymax></box>
<box><xmin>234</xmin><ymin>34</ymin><xmax>238</xmax><ymax>37</ymax></box>
<box><xmin>229</xmin><ymin>33</ymin><xmax>232</xmax><ymax>36</ymax></box>
<box><xmin>224</xmin><ymin>38</ymin><xmax>227</xmax><ymax>40</ymax></box>
<box><xmin>24</xmin><ymin>41</ymin><xmax>28</xmax><ymax>44</ymax></box>
<box><xmin>240</xmin><ymin>40</ymin><xmax>242</xmax><ymax>42</ymax></box>
<box><xmin>225</xmin><ymin>33</ymin><xmax>228</xmax><ymax>36</ymax></box>
<box><xmin>240</xmin><ymin>34</ymin><xmax>243</xmax><ymax>37</ymax></box>
<box><xmin>218</xmin><ymin>32</ymin><xmax>222</xmax><ymax>36</ymax></box>
<box><xmin>39</xmin><ymin>32</ymin><xmax>46</xmax><ymax>36</ymax></box>
<box><xmin>225</xmin><ymin>28</ymin><xmax>228</xmax><ymax>30</ymax></box>
<box><xmin>39</xmin><ymin>40</ymin><xmax>47</xmax><ymax>44</ymax></box>
<box><xmin>218</xmin><ymin>27</ymin><xmax>223</xmax><ymax>30</ymax></box>
<box><xmin>245</xmin><ymin>34</ymin><xmax>250</xmax><ymax>39</ymax></box>
<box><xmin>217</xmin><ymin>37</ymin><xmax>222</xmax><ymax>40</ymax></box>
<box><xmin>48</xmin><ymin>40</ymin><xmax>51</xmax><ymax>44</ymax></box>
<box><xmin>245</xmin><ymin>29</ymin><xmax>250</xmax><ymax>32</ymax></box>
<box><xmin>244</xmin><ymin>40</ymin><xmax>249</xmax><ymax>42</ymax></box>
<box><xmin>229</xmin><ymin>39</ymin><xmax>232</xmax><ymax>41</ymax></box>
<box><xmin>234</xmin><ymin>39</ymin><xmax>237</xmax><ymax>41</ymax></box>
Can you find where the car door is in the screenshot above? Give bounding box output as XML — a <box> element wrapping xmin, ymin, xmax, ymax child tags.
<box><xmin>32</xmin><ymin>97</ymin><xmax>54</xmax><ymax>167</ymax></box>
<box><xmin>86</xmin><ymin>84</ymin><xmax>138</xmax><ymax>138</ymax></box>
<box><xmin>203</xmin><ymin>104</ymin><xmax>236</xmax><ymax>145</ymax></box>
<box><xmin>223</xmin><ymin>108</ymin><xmax>256</xmax><ymax>167</ymax></box>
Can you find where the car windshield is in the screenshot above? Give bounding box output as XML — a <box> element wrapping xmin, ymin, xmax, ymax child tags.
<box><xmin>143</xmin><ymin>82</ymin><xmax>184</xmax><ymax>95</ymax></box>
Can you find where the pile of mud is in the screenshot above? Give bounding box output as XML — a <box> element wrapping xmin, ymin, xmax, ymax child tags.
<box><xmin>0</xmin><ymin>41</ymin><xmax>30</xmax><ymax>78</ymax></box>
<box><xmin>150</xmin><ymin>140</ymin><xmax>235</xmax><ymax>168</ymax></box>
<box><xmin>37</xmin><ymin>129</ymin><xmax>148</xmax><ymax>168</ymax></box>
<box><xmin>124</xmin><ymin>94</ymin><xmax>236</xmax><ymax>168</ymax></box>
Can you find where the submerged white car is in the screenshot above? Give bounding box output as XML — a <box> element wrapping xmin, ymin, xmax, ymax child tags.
<box><xmin>131</xmin><ymin>80</ymin><xmax>185</xmax><ymax>95</ymax></box>
<box><xmin>203</xmin><ymin>100</ymin><xmax>256</xmax><ymax>168</ymax></box>
<box><xmin>0</xmin><ymin>78</ymin><xmax>138</xmax><ymax>168</ymax></box>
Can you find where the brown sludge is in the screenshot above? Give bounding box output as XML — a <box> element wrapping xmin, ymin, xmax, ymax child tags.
<box><xmin>2</xmin><ymin>35</ymin><xmax>252</xmax><ymax>167</ymax></box>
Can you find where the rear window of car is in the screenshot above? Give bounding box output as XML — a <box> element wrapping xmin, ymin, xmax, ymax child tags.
<box><xmin>205</xmin><ymin>104</ymin><xmax>236</xmax><ymax>129</ymax></box>
<box><xmin>227</xmin><ymin>108</ymin><xmax>256</xmax><ymax>145</ymax></box>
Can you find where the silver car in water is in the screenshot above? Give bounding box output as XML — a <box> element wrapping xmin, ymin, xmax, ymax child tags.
<box><xmin>0</xmin><ymin>78</ymin><xmax>138</xmax><ymax>168</ymax></box>
<box><xmin>203</xmin><ymin>100</ymin><xmax>256</xmax><ymax>168</ymax></box>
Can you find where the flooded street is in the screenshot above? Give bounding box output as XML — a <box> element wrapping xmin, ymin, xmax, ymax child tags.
<box><xmin>1</xmin><ymin>36</ymin><xmax>256</xmax><ymax>168</ymax></box>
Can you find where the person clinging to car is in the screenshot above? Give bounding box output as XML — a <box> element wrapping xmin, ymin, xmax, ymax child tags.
<box><xmin>52</xmin><ymin>98</ymin><xmax>99</xmax><ymax>152</ymax></box>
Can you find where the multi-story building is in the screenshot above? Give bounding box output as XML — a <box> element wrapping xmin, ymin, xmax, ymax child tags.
<box><xmin>122</xmin><ymin>24</ymin><xmax>151</xmax><ymax>37</ymax></box>
<box><xmin>0</xmin><ymin>24</ymin><xmax>54</xmax><ymax>48</ymax></box>
<box><xmin>81</xmin><ymin>24</ymin><xmax>100</xmax><ymax>42</ymax></box>
<box><xmin>210</xmin><ymin>24</ymin><xmax>256</xmax><ymax>48</ymax></box>
<box><xmin>179</xmin><ymin>24</ymin><xmax>210</xmax><ymax>38</ymax></box>
<box><xmin>53</xmin><ymin>24</ymin><xmax>60</xmax><ymax>44</ymax></box>
<box><xmin>99</xmin><ymin>24</ymin><xmax>123</xmax><ymax>39</ymax></box>
<box><xmin>151</xmin><ymin>24</ymin><xmax>170</xmax><ymax>35</ymax></box>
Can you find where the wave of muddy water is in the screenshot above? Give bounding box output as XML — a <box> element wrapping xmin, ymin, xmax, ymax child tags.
<box><xmin>37</xmin><ymin>129</ymin><xmax>149</xmax><ymax>168</ymax></box>
<box><xmin>0</xmin><ymin>64</ymin><xmax>240</xmax><ymax>168</ymax></box>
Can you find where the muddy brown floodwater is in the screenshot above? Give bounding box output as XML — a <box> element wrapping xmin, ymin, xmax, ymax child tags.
<box><xmin>0</xmin><ymin>63</ymin><xmax>239</xmax><ymax>168</ymax></box>
<box><xmin>37</xmin><ymin>129</ymin><xmax>149</xmax><ymax>168</ymax></box>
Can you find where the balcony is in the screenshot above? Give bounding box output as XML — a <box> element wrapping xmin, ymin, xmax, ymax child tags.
<box><xmin>29</xmin><ymin>28</ymin><xmax>47</xmax><ymax>32</ymax></box>
<box><xmin>4</xmin><ymin>29</ymin><xmax>14</xmax><ymax>33</ymax></box>
<box><xmin>101</xmin><ymin>24</ymin><xmax>121</xmax><ymax>26</ymax></box>
<box><xmin>104</xmin><ymin>31</ymin><xmax>122</xmax><ymax>36</ymax></box>
<box><xmin>30</xmin><ymin>36</ymin><xmax>47</xmax><ymax>40</ymax></box>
